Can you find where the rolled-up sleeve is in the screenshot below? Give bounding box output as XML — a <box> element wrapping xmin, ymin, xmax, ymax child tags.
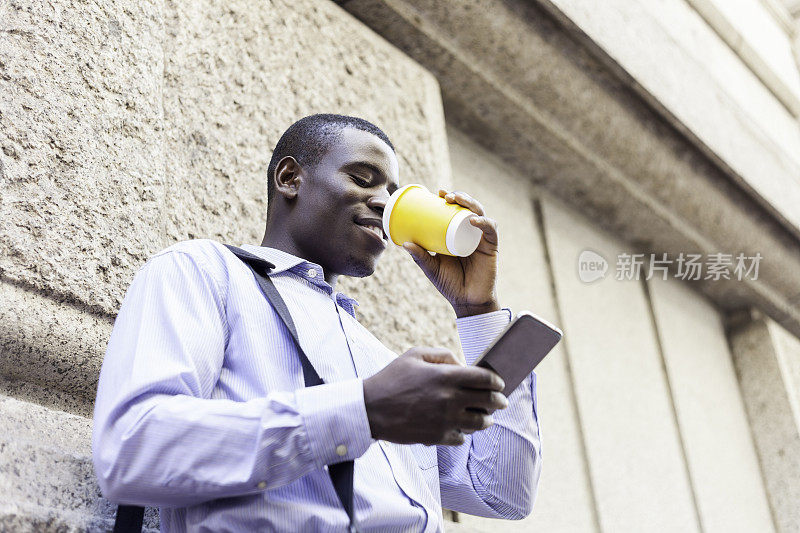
<box><xmin>437</xmin><ymin>307</ymin><xmax>543</xmax><ymax>520</ymax></box>
<box><xmin>91</xmin><ymin>251</ymin><xmax>372</xmax><ymax>508</ymax></box>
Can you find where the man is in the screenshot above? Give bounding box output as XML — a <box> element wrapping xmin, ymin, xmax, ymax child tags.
<box><xmin>92</xmin><ymin>114</ymin><xmax>542</xmax><ymax>531</ymax></box>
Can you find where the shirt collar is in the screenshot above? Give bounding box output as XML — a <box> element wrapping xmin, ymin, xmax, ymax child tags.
<box><xmin>240</xmin><ymin>244</ymin><xmax>308</xmax><ymax>275</ymax></box>
<box><xmin>239</xmin><ymin>244</ymin><xmax>360</xmax><ymax>312</ymax></box>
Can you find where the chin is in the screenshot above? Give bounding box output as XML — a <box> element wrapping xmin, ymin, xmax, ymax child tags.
<box><xmin>347</xmin><ymin>263</ymin><xmax>377</xmax><ymax>278</ymax></box>
<box><xmin>342</xmin><ymin>254</ymin><xmax>379</xmax><ymax>278</ymax></box>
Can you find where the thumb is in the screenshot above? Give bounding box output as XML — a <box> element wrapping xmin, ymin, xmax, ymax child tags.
<box><xmin>403</xmin><ymin>242</ymin><xmax>443</xmax><ymax>286</ymax></box>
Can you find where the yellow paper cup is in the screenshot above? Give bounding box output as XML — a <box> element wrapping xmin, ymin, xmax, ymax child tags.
<box><xmin>382</xmin><ymin>184</ymin><xmax>483</xmax><ymax>257</ymax></box>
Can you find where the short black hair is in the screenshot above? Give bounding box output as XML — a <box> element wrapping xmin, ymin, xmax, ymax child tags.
<box><xmin>266</xmin><ymin>114</ymin><xmax>395</xmax><ymax>216</ymax></box>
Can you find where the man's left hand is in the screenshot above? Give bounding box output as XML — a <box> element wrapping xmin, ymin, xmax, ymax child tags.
<box><xmin>403</xmin><ymin>188</ymin><xmax>500</xmax><ymax>318</ymax></box>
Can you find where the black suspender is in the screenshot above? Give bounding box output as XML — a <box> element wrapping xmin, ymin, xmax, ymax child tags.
<box><xmin>112</xmin><ymin>245</ymin><xmax>361</xmax><ymax>533</ymax></box>
<box><xmin>225</xmin><ymin>245</ymin><xmax>361</xmax><ymax>532</ymax></box>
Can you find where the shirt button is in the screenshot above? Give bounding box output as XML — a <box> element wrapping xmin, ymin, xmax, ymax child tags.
<box><xmin>336</xmin><ymin>444</ymin><xmax>348</xmax><ymax>457</ymax></box>
<box><xmin>257</xmin><ymin>481</ymin><xmax>267</xmax><ymax>489</ymax></box>
<box><xmin>306</xmin><ymin>268</ymin><xmax>317</xmax><ymax>278</ymax></box>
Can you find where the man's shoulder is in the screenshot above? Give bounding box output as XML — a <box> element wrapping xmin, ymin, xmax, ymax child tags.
<box><xmin>142</xmin><ymin>239</ymin><xmax>238</xmax><ymax>280</ymax></box>
<box><xmin>150</xmin><ymin>238</ymin><xmax>226</xmax><ymax>259</ymax></box>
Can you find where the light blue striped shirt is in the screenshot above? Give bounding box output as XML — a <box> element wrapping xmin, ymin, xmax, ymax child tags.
<box><xmin>92</xmin><ymin>239</ymin><xmax>542</xmax><ymax>531</ymax></box>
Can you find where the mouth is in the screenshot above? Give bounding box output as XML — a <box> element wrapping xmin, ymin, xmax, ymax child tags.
<box><xmin>355</xmin><ymin>219</ymin><xmax>388</xmax><ymax>247</ymax></box>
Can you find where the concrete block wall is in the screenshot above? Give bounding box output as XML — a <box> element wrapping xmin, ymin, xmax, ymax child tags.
<box><xmin>544</xmin><ymin>0</ymin><xmax>800</xmax><ymax>232</ymax></box>
<box><xmin>445</xmin><ymin>128</ymin><xmax>790</xmax><ymax>532</ymax></box>
<box><xmin>730</xmin><ymin>317</ymin><xmax>800</xmax><ymax>532</ymax></box>
<box><xmin>647</xmin><ymin>277</ymin><xmax>774</xmax><ymax>533</ymax></box>
<box><xmin>540</xmin><ymin>198</ymin><xmax>701</xmax><ymax>533</ymax></box>
<box><xmin>446</xmin><ymin>128</ymin><xmax>597</xmax><ymax>533</ymax></box>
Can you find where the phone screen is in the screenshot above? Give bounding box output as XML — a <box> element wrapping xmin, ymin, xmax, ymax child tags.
<box><xmin>474</xmin><ymin>313</ymin><xmax>562</xmax><ymax>396</ymax></box>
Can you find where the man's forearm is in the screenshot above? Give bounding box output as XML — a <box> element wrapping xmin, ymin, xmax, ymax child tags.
<box><xmin>92</xmin><ymin>379</ymin><xmax>373</xmax><ymax>507</ymax></box>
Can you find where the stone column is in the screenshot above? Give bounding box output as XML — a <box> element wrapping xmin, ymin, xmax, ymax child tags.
<box><xmin>729</xmin><ymin>313</ymin><xmax>800</xmax><ymax>533</ymax></box>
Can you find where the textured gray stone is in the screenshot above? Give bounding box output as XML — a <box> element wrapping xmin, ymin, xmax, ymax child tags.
<box><xmin>0</xmin><ymin>503</ymin><xmax>115</xmax><ymax>533</ymax></box>
<box><xmin>0</xmin><ymin>0</ymin><xmax>460</xmax><ymax>528</ymax></box>
<box><xmin>0</xmin><ymin>279</ymin><xmax>112</xmax><ymax>405</ymax></box>
<box><xmin>0</xmin><ymin>0</ymin><xmax>166</xmax><ymax>316</ymax></box>
<box><xmin>0</xmin><ymin>395</ymin><xmax>160</xmax><ymax>531</ymax></box>
<box><xmin>0</xmin><ymin>503</ymin><xmax>158</xmax><ymax>533</ymax></box>
<box><xmin>0</xmin><ymin>376</ymin><xmax>94</xmax><ymax>419</ymax></box>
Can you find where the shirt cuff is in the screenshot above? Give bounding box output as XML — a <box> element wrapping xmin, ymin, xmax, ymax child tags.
<box><xmin>456</xmin><ymin>307</ymin><xmax>513</xmax><ymax>365</ymax></box>
<box><xmin>296</xmin><ymin>378</ymin><xmax>373</xmax><ymax>468</ymax></box>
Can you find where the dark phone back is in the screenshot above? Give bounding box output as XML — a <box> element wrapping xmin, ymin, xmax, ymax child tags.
<box><xmin>474</xmin><ymin>312</ymin><xmax>562</xmax><ymax>396</ymax></box>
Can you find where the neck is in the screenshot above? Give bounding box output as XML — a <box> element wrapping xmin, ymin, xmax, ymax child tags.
<box><xmin>260</xmin><ymin>230</ymin><xmax>340</xmax><ymax>288</ymax></box>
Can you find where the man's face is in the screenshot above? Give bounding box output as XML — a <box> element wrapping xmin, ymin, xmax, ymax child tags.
<box><xmin>292</xmin><ymin>127</ymin><xmax>400</xmax><ymax>278</ymax></box>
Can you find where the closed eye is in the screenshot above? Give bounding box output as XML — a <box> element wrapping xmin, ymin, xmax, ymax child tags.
<box><xmin>350</xmin><ymin>174</ymin><xmax>370</xmax><ymax>187</ymax></box>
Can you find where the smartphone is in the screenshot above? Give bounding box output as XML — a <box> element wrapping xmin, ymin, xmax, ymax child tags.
<box><xmin>473</xmin><ymin>311</ymin><xmax>563</xmax><ymax>396</ymax></box>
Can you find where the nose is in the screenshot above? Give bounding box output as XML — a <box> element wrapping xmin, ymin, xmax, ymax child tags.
<box><xmin>367</xmin><ymin>194</ymin><xmax>388</xmax><ymax>217</ymax></box>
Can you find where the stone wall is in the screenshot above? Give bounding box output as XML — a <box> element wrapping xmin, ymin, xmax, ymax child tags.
<box><xmin>0</xmin><ymin>0</ymin><xmax>457</xmax><ymax>528</ymax></box>
<box><xmin>447</xmin><ymin>127</ymin><xmax>780</xmax><ymax>532</ymax></box>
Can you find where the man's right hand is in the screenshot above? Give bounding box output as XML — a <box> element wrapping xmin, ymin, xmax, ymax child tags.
<box><xmin>362</xmin><ymin>347</ymin><xmax>508</xmax><ymax>446</ymax></box>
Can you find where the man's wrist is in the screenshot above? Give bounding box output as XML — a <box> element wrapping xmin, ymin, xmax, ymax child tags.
<box><xmin>362</xmin><ymin>375</ymin><xmax>385</xmax><ymax>441</ymax></box>
<box><xmin>456</xmin><ymin>306</ymin><xmax>513</xmax><ymax>364</ymax></box>
<box><xmin>453</xmin><ymin>299</ymin><xmax>501</xmax><ymax>318</ymax></box>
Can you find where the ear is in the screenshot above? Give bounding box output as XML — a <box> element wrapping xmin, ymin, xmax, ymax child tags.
<box><xmin>273</xmin><ymin>156</ymin><xmax>302</xmax><ymax>200</ymax></box>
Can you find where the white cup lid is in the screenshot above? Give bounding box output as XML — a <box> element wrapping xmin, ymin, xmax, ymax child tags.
<box><xmin>446</xmin><ymin>209</ymin><xmax>482</xmax><ymax>256</ymax></box>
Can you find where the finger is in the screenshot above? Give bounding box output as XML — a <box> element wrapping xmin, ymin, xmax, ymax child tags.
<box><xmin>421</xmin><ymin>349</ymin><xmax>464</xmax><ymax>366</ymax></box>
<box><xmin>458</xmin><ymin>410</ymin><xmax>494</xmax><ymax>431</ymax></box>
<box><xmin>468</xmin><ymin>216</ymin><xmax>499</xmax><ymax>246</ymax></box>
<box><xmin>448</xmin><ymin>366</ymin><xmax>505</xmax><ymax>391</ymax></box>
<box><xmin>403</xmin><ymin>241</ymin><xmax>439</xmax><ymax>271</ymax></box>
<box><xmin>460</xmin><ymin>390</ymin><xmax>509</xmax><ymax>411</ymax></box>
<box><xmin>444</xmin><ymin>190</ymin><xmax>485</xmax><ymax>216</ymax></box>
<box><xmin>442</xmin><ymin>428</ymin><xmax>465</xmax><ymax>446</ymax></box>
<box><xmin>406</xmin><ymin>346</ymin><xmax>452</xmax><ymax>359</ymax></box>
<box><xmin>439</xmin><ymin>189</ymin><xmax>485</xmax><ymax>216</ymax></box>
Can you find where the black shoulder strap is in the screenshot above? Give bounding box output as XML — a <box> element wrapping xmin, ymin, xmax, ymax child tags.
<box><xmin>113</xmin><ymin>505</ymin><xmax>143</xmax><ymax>533</ymax></box>
<box><xmin>224</xmin><ymin>244</ymin><xmax>360</xmax><ymax>532</ymax></box>
<box><xmin>223</xmin><ymin>245</ymin><xmax>322</xmax><ymax>387</ymax></box>
<box><xmin>112</xmin><ymin>245</ymin><xmax>360</xmax><ymax>532</ymax></box>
